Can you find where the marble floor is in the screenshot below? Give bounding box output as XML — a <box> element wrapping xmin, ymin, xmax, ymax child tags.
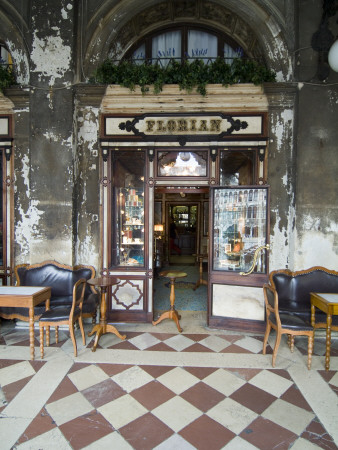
<box><xmin>0</xmin><ymin>313</ymin><xmax>337</xmax><ymax>450</ymax></box>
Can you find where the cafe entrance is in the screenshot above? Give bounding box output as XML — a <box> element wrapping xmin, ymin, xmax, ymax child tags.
<box><xmin>100</xmin><ymin>84</ymin><xmax>270</xmax><ymax>332</ymax></box>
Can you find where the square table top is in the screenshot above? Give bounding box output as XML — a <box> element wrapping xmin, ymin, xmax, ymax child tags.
<box><xmin>312</xmin><ymin>293</ymin><xmax>338</xmax><ymax>304</ymax></box>
<box><xmin>0</xmin><ymin>286</ymin><xmax>49</xmax><ymax>295</ymax></box>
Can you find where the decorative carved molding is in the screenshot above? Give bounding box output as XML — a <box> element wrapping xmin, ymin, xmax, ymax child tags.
<box><xmin>112</xmin><ymin>279</ymin><xmax>143</xmax><ymax>310</ymax></box>
<box><xmin>117</xmin><ymin>113</ymin><xmax>248</xmax><ymax>143</ymax></box>
<box><xmin>101</xmin><ymin>176</ymin><xmax>110</xmax><ymax>187</ymax></box>
<box><xmin>5</xmin><ymin>176</ymin><xmax>14</xmax><ymax>187</ymax></box>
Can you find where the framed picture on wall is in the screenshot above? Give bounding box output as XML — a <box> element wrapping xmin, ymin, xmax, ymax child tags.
<box><xmin>203</xmin><ymin>201</ymin><xmax>209</xmax><ymax>236</ymax></box>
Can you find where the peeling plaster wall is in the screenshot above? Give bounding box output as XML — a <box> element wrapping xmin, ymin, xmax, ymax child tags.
<box><xmin>1</xmin><ymin>0</ymin><xmax>337</xmax><ymax>278</ymax></box>
<box><xmin>264</xmin><ymin>85</ymin><xmax>297</xmax><ymax>271</ymax></box>
<box><xmin>73</xmin><ymin>102</ymin><xmax>101</xmax><ymax>268</ymax></box>
<box><xmin>293</xmin><ymin>1</ymin><xmax>338</xmax><ymax>270</ymax></box>
<box><xmin>20</xmin><ymin>0</ymin><xmax>76</xmax><ymax>264</ymax></box>
<box><xmin>294</xmin><ymin>85</ymin><xmax>338</xmax><ymax>270</ymax></box>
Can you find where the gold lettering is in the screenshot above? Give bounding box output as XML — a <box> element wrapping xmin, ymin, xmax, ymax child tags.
<box><xmin>210</xmin><ymin>120</ymin><xmax>221</xmax><ymax>132</ymax></box>
<box><xmin>146</xmin><ymin>120</ymin><xmax>155</xmax><ymax>132</ymax></box>
<box><xmin>190</xmin><ymin>119</ymin><xmax>197</xmax><ymax>131</ymax></box>
<box><xmin>157</xmin><ymin>120</ymin><xmax>166</xmax><ymax>131</ymax></box>
<box><xmin>177</xmin><ymin>119</ymin><xmax>188</xmax><ymax>131</ymax></box>
<box><xmin>167</xmin><ymin>120</ymin><xmax>176</xmax><ymax>132</ymax></box>
<box><xmin>199</xmin><ymin>120</ymin><xmax>208</xmax><ymax>131</ymax></box>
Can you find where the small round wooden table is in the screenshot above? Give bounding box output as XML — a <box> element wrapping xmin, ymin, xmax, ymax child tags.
<box><xmin>193</xmin><ymin>254</ymin><xmax>208</xmax><ymax>291</ymax></box>
<box><xmin>88</xmin><ymin>276</ymin><xmax>126</xmax><ymax>352</ymax></box>
<box><xmin>152</xmin><ymin>270</ymin><xmax>187</xmax><ymax>332</ymax></box>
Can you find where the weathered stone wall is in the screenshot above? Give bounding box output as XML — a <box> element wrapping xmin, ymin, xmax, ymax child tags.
<box><xmin>293</xmin><ymin>1</ymin><xmax>338</xmax><ymax>270</ymax></box>
<box><xmin>0</xmin><ymin>0</ymin><xmax>337</xmax><ymax>274</ymax></box>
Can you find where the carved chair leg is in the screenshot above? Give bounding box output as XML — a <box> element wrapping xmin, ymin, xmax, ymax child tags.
<box><xmin>39</xmin><ymin>326</ymin><xmax>44</xmax><ymax>359</ymax></box>
<box><xmin>289</xmin><ymin>335</ymin><xmax>295</xmax><ymax>353</ymax></box>
<box><xmin>262</xmin><ymin>322</ymin><xmax>271</xmax><ymax>355</ymax></box>
<box><xmin>55</xmin><ymin>326</ymin><xmax>59</xmax><ymax>344</ymax></box>
<box><xmin>79</xmin><ymin>317</ymin><xmax>86</xmax><ymax>345</ymax></box>
<box><xmin>272</xmin><ymin>331</ymin><xmax>282</xmax><ymax>367</ymax></box>
<box><xmin>46</xmin><ymin>326</ymin><xmax>50</xmax><ymax>347</ymax></box>
<box><xmin>307</xmin><ymin>333</ymin><xmax>313</xmax><ymax>370</ymax></box>
<box><xmin>287</xmin><ymin>334</ymin><xmax>291</xmax><ymax>348</ymax></box>
<box><xmin>69</xmin><ymin>322</ymin><xmax>77</xmax><ymax>357</ymax></box>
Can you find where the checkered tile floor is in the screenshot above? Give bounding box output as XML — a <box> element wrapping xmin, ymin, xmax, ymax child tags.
<box><xmin>0</xmin><ymin>320</ymin><xmax>337</xmax><ymax>449</ymax></box>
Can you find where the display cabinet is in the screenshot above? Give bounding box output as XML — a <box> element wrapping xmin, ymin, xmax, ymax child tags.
<box><xmin>212</xmin><ymin>186</ymin><xmax>269</xmax><ymax>273</ymax></box>
<box><xmin>111</xmin><ymin>150</ymin><xmax>146</xmax><ymax>268</ymax></box>
<box><xmin>116</xmin><ymin>187</ymin><xmax>144</xmax><ymax>266</ymax></box>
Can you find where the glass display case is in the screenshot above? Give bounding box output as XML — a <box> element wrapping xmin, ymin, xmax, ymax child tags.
<box><xmin>119</xmin><ymin>188</ymin><xmax>144</xmax><ymax>266</ymax></box>
<box><xmin>111</xmin><ymin>150</ymin><xmax>145</xmax><ymax>267</ymax></box>
<box><xmin>212</xmin><ymin>186</ymin><xmax>269</xmax><ymax>273</ymax></box>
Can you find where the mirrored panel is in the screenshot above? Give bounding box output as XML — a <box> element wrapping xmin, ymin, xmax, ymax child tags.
<box><xmin>220</xmin><ymin>150</ymin><xmax>255</xmax><ymax>186</ymax></box>
<box><xmin>157</xmin><ymin>151</ymin><xmax>207</xmax><ymax>177</ymax></box>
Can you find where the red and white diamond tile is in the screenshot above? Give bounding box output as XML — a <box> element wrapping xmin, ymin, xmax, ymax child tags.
<box><xmin>0</xmin><ymin>320</ymin><xmax>337</xmax><ymax>449</ymax></box>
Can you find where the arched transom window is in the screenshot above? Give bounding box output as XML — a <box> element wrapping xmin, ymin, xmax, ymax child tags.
<box><xmin>123</xmin><ymin>26</ymin><xmax>244</xmax><ymax>66</ymax></box>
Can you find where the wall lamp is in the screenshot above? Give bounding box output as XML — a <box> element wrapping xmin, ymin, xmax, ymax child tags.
<box><xmin>311</xmin><ymin>1</ymin><xmax>338</xmax><ymax>80</ymax></box>
<box><xmin>210</xmin><ymin>147</ymin><xmax>218</xmax><ymax>162</ymax></box>
<box><xmin>148</xmin><ymin>148</ymin><xmax>155</xmax><ymax>162</ymax></box>
<box><xmin>329</xmin><ymin>39</ymin><xmax>338</xmax><ymax>71</ymax></box>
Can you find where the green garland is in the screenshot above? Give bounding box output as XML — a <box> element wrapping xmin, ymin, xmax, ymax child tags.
<box><xmin>0</xmin><ymin>65</ymin><xmax>16</xmax><ymax>92</ymax></box>
<box><xmin>90</xmin><ymin>58</ymin><xmax>276</xmax><ymax>95</ymax></box>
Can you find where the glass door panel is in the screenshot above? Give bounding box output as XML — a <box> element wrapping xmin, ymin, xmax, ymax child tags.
<box><xmin>111</xmin><ymin>151</ymin><xmax>146</xmax><ymax>267</ymax></box>
<box><xmin>212</xmin><ymin>186</ymin><xmax>269</xmax><ymax>274</ymax></box>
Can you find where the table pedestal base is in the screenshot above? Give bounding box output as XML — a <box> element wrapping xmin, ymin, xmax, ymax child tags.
<box><xmin>89</xmin><ymin>323</ymin><xmax>126</xmax><ymax>352</ymax></box>
<box><xmin>193</xmin><ymin>255</ymin><xmax>208</xmax><ymax>291</ymax></box>
<box><xmin>152</xmin><ymin>308</ymin><xmax>182</xmax><ymax>333</ymax></box>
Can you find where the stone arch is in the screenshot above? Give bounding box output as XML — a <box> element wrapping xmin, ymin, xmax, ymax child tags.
<box><xmin>0</xmin><ymin>3</ymin><xmax>30</xmax><ymax>84</ymax></box>
<box><xmin>83</xmin><ymin>0</ymin><xmax>293</xmax><ymax>82</ymax></box>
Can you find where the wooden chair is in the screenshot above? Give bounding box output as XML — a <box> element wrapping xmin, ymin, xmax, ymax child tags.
<box><xmin>39</xmin><ymin>278</ymin><xmax>86</xmax><ymax>358</ymax></box>
<box><xmin>262</xmin><ymin>283</ymin><xmax>314</xmax><ymax>370</ymax></box>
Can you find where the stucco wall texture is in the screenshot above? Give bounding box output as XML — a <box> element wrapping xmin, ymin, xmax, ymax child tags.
<box><xmin>0</xmin><ymin>0</ymin><xmax>337</xmax><ymax>273</ymax></box>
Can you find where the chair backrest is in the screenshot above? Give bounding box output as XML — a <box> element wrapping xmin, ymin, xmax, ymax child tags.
<box><xmin>263</xmin><ymin>283</ymin><xmax>280</xmax><ymax>326</ymax></box>
<box><xmin>70</xmin><ymin>278</ymin><xmax>86</xmax><ymax>318</ymax></box>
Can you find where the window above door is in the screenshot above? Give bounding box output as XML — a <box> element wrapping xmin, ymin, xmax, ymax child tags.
<box><xmin>123</xmin><ymin>25</ymin><xmax>244</xmax><ymax>65</ymax></box>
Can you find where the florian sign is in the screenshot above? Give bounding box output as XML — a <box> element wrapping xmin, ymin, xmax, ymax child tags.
<box><xmin>144</xmin><ymin>118</ymin><xmax>225</xmax><ymax>133</ymax></box>
<box><xmin>103</xmin><ymin>113</ymin><xmax>264</xmax><ymax>144</ymax></box>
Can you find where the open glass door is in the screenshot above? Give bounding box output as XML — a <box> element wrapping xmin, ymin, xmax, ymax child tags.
<box><xmin>208</xmin><ymin>185</ymin><xmax>269</xmax><ymax>330</ymax></box>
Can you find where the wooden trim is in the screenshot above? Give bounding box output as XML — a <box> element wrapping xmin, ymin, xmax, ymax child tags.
<box><xmin>208</xmin><ymin>315</ymin><xmax>265</xmax><ymax>333</ymax></box>
<box><xmin>107</xmin><ymin>310</ymin><xmax>152</xmax><ymax>323</ymax></box>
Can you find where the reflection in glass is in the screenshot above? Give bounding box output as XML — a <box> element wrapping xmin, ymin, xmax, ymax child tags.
<box><xmin>158</xmin><ymin>151</ymin><xmax>207</xmax><ymax>176</ymax></box>
<box><xmin>220</xmin><ymin>150</ymin><xmax>255</xmax><ymax>185</ymax></box>
<box><xmin>213</xmin><ymin>187</ymin><xmax>268</xmax><ymax>273</ymax></box>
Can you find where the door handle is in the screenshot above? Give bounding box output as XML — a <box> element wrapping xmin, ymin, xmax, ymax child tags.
<box><xmin>239</xmin><ymin>244</ymin><xmax>270</xmax><ymax>276</ymax></box>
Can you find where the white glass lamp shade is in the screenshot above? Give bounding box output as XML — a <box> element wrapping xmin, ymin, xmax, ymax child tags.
<box><xmin>328</xmin><ymin>39</ymin><xmax>338</xmax><ymax>72</ymax></box>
